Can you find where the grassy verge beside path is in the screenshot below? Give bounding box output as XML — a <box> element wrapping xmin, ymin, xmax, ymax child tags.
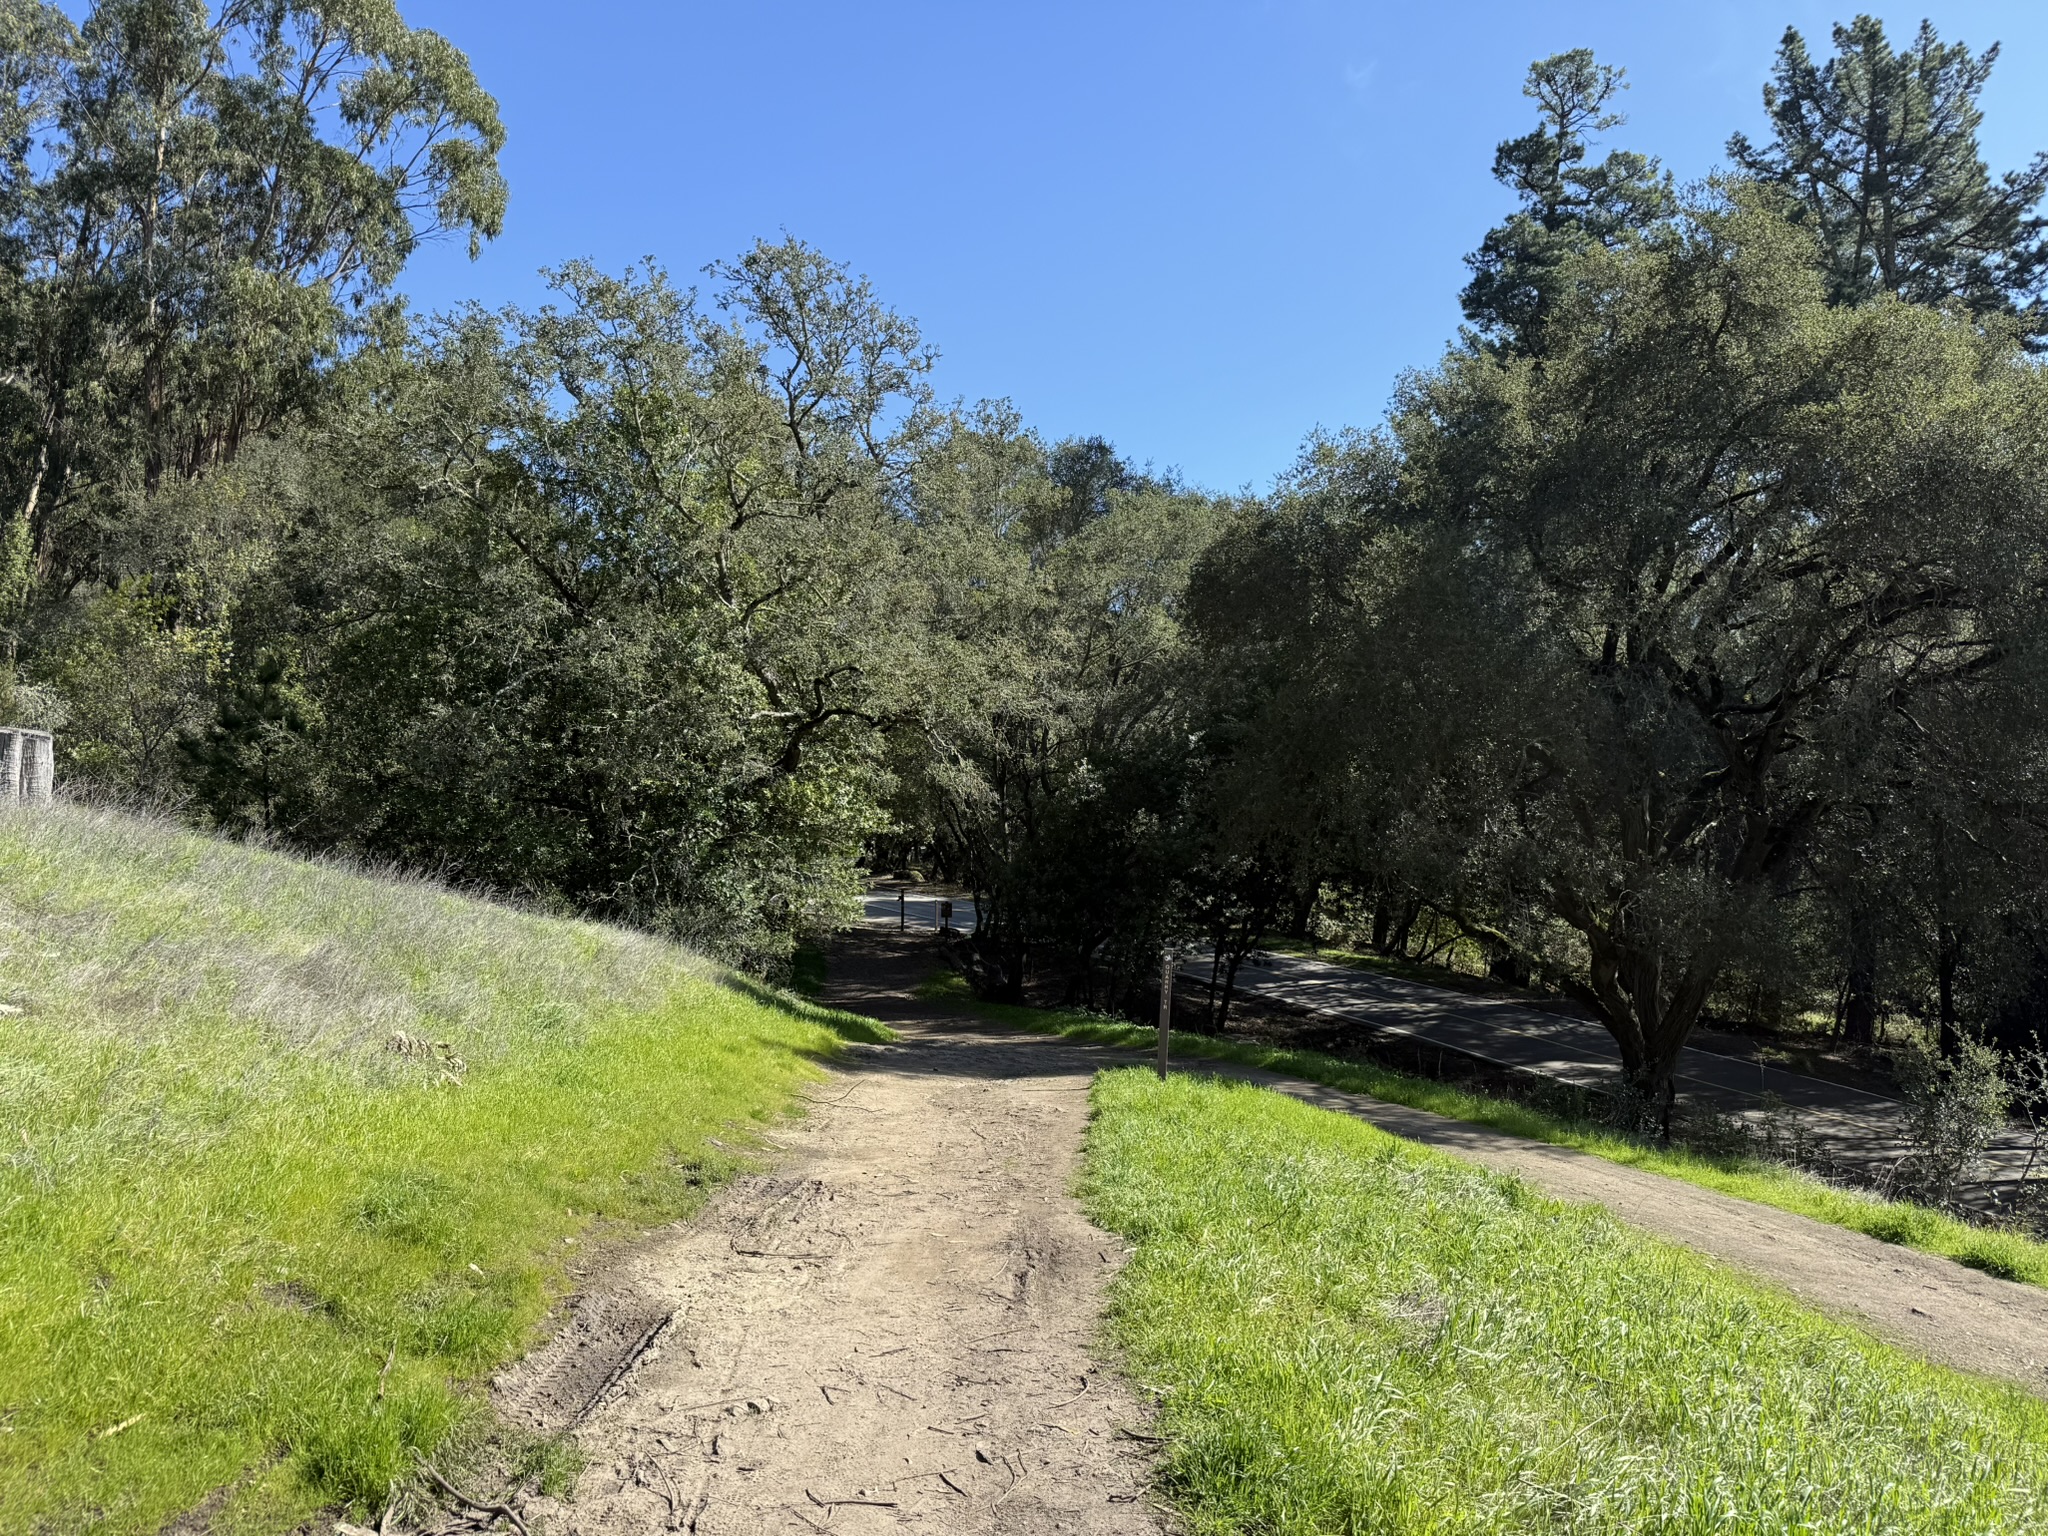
<box><xmin>1086</xmin><ymin>1069</ymin><xmax>2048</xmax><ymax>1534</ymax></box>
<box><xmin>0</xmin><ymin>804</ymin><xmax>885</xmax><ymax>1536</ymax></box>
<box><xmin>918</xmin><ymin>973</ymin><xmax>2048</xmax><ymax>1288</ymax></box>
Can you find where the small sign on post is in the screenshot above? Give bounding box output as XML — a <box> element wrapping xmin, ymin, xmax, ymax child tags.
<box><xmin>937</xmin><ymin>898</ymin><xmax>953</xmax><ymax>933</ymax></box>
<box><xmin>1157</xmin><ymin>948</ymin><xmax>1174</xmax><ymax>1080</ymax></box>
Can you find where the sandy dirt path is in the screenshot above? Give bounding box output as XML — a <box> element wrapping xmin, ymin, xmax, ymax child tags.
<box><xmin>497</xmin><ymin>929</ymin><xmax>1168</xmax><ymax>1534</ymax></box>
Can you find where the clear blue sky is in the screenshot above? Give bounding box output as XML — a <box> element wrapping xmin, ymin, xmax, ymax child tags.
<box><xmin>396</xmin><ymin>1</ymin><xmax>2048</xmax><ymax>493</ymax></box>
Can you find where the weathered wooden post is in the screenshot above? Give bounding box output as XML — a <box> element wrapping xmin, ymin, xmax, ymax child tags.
<box><xmin>898</xmin><ymin>889</ymin><xmax>906</xmax><ymax>931</ymax></box>
<box><xmin>1158</xmin><ymin>948</ymin><xmax>1174</xmax><ymax>1080</ymax></box>
<box><xmin>0</xmin><ymin>728</ymin><xmax>52</xmax><ymax>804</ymax></box>
<box><xmin>23</xmin><ymin>731</ymin><xmax>51</xmax><ymax>802</ymax></box>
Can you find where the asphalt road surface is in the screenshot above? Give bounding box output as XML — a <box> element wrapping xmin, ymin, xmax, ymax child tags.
<box><xmin>1188</xmin><ymin>950</ymin><xmax>2037</xmax><ymax>1192</ymax></box>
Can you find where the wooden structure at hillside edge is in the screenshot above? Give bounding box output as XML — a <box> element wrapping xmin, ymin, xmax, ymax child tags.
<box><xmin>0</xmin><ymin>728</ymin><xmax>55</xmax><ymax>803</ymax></box>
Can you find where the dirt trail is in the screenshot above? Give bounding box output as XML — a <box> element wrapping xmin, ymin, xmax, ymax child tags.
<box><xmin>497</xmin><ymin>924</ymin><xmax>2048</xmax><ymax>1536</ymax></box>
<box><xmin>497</xmin><ymin>929</ymin><xmax>1168</xmax><ymax>1534</ymax></box>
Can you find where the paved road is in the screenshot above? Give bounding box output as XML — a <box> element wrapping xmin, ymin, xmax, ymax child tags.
<box><xmin>862</xmin><ymin>887</ymin><xmax>978</xmax><ymax>932</ymax></box>
<box><xmin>1187</xmin><ymin>950</ymin><xmax>2037</xmax><ymax>1191</ymax></box>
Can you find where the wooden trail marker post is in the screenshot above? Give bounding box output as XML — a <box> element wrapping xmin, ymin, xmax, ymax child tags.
<box><xmin>1157</xmin><ymin>949</ymin><xmax>1174</xmax><ymax>1080</ymax></box>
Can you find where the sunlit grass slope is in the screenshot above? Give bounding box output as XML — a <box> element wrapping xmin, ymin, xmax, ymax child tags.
<box><xmin>0</xmin><ymin>802</ymin><xmax>879</xmax><ymax>1535</ymax></box>
<box><xmin>1086</xmin><ymin>1071</ymin><xmax>2048</xmax><ymax>1535</ymax></box>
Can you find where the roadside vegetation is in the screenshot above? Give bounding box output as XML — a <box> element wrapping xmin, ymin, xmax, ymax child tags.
<box><xmin>7</xmin><ymin>1</ymin><xmax>2048</xmax><ymax>1137</ymax></box>
<box><xmin>1085</xmin><ymin>1069</ymin><xmax>2048</xmax><ymax>1534</ymax></box>
<box><xmin>0</xmin><ymin>803</ymin><xmax>881</xmax><ymax>1535</ymax></box>
<box><xmin>923</xmin><ymin>974</ymin><xmax>2048</xmax><ymax>1287</ymax></box>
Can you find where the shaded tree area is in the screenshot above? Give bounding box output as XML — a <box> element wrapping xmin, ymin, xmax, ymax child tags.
<box><xmin>16</xmin><ymin>0</ymin><xmax>2048</xmax><ymax>1079</ymax></box>
<box><xmin>1172</xmin><ymin>18</ymin><xmax>2048</xmax><ymax>1120</ymax></box>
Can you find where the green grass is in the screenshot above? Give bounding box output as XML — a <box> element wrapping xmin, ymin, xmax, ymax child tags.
<box><xmin>0</xmin><ymin>802</ymin><xmax>885</xmax><ymax>1536</ymax></box>
<box><xmin>1085</xmin><ymin>1069</ymin><xmax>2048</xmax><ymax>1534</ymax></box>
<box><xmin>917</xmin><ymin>972</ymin><xmax>2048</xmax><ymax>1288</ymax></box>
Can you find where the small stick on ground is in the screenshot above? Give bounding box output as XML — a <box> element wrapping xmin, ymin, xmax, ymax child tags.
<box><xmin>579</xmin><ymin>1313</ymin><xmax>675</xmax><ymax>1422</ymax></box>
<box><xmin>1046</xmin><ymin>1373</ymin><xmax>1090</xmax><ymax>1409</ymax></box>
<box><xmin>412</xmin><ymin>1454</ymin><xmax>530</xmax><ymax>1536</ymax></box>
<box><xmin>807</xmin><ymin>1489</ymin><xmax>899</xmax><ymax>1508</ymax></box>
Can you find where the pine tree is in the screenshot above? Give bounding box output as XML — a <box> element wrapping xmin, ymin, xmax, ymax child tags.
<box><xmin>1729</xmin><ymin>16</ymin><xmax>2048</xmax><ymax>335</ymax></box>
<box><xmin>1460</xmin><ymin>50</ymin><xmax>1675</xmax><ymax>355</ymax></box>
<box><xmin>181</xmin><ymin>652</ymin><xmax>306</xmax><ymax>832</ymax></box>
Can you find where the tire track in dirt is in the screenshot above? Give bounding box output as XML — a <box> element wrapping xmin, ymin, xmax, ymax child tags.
<box><xmin>496</xmin><ymin>928</ymin><xmax>1168</xmax><ymax>1534</ymax></box>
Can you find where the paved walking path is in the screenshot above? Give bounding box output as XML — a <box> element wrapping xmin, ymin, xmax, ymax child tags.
<box><xmin>1198</xmin><ymin>1051</ymin><xmax>2048</xmax><ymax>1393</ymax></box>
<box><xmin>1190</xmin><ymin>949</ymin><xmax>2038</xmax><ymax>1190</ymax></box>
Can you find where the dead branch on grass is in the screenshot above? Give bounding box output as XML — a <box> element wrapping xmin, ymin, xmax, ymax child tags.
<box><xmin>412</xmin><ymin>1454</ymin><xmax>529</xmax><ymax>1536</ymax></box>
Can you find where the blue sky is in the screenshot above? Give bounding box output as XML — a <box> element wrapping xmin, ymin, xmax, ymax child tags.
<box><xmin>396</xmin><ymin>1</ymin><xmax>2048</xmax><ymax>492</ymax></box>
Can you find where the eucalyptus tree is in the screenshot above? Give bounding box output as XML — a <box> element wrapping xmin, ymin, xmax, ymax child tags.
<box><xmin>0</xmin><ymin>0</ymin><xmax>506</xmax><ymax>640</ymax></box>
<box><xmin>1730</xmin><ymin>16</ymin><xmax>2048</xmax><ymax>334</ymax></box>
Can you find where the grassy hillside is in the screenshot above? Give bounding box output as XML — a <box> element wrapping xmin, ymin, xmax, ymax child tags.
<box><xmin>1086</xmin><ymin>1071</ymin><xmax>2048</xmax><ymax>1534</ymax></box>
<box><xmin>0</xmin><ymin>802</ymin><xmax>880</xmax><ymax>1535</ymax></box>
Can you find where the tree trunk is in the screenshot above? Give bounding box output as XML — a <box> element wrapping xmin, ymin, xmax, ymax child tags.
<box><xmin>1841</xmin><ymin>906</ymin><xmax>1879</xmax><ymax>1047</ymax></box>
<box><xmin>1936</xmin><ymin>924</ymin><xmax>1965</xmax><ymax>1058</ymax></box>
<box><xmin>1585</xmin><ymin>932</ymin><xmax>1714</xmax><ymax>1139</ymax></box>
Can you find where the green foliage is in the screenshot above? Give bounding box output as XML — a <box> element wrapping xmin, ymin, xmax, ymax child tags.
<box><xmin>40</xmin><ymin>587</ymin><xmax>221</xmax><ymax>801</ymax></box>
<box><xmin>1460</xmin><ymin>50</ymin><xmax>1674</xmax><ymax>354</ymax></box>
<box><xmin>1894</xmin><ymin>1033</ymin><xmax>2013</xmax><ymax>1205</ymax></box>
<box><xmin>1729</xmin><ymin>16</ymin><xmax>2048</xmax><ymax>333</ymax></box>
<box><xmin>1193</xmin><ymin>184</ymin><xmax>2048</xmax><ymax>1107</ymax></box>
<box><xmin>892</xmin><ymin>409</ymin><xmax>1228</xmax><ymax>1005</ymax></box>
<box><xmin>1085</xmin><ymin>1069</ymin><xmax>2048</xmax><ymax>1533</ymax></box>
<box><xmin>0</xmin><ymin>801</ymin><xmax>883</xmax><ymax>1533</ymax></box>
<box><xmin>180</xmin><ymin>650</ymin><xmax>310</xmax><ymax>832</ymax></box>
<box><xmin>0</xmin><ymin>0</ymin><xmax>507</xmax><ymax>635</ymax></box>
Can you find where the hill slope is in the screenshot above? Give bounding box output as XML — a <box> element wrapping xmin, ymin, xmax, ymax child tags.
<box><xmin>0</xmin><ymin>802</ymin><xmax>878</xmax><ymax>1534</ymax></box>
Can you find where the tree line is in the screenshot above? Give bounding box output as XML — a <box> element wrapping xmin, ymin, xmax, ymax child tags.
<box><xmin>7</xmin><ymin>5</ymin><xmax>2048</xmax><ymax>1116</ymax></box>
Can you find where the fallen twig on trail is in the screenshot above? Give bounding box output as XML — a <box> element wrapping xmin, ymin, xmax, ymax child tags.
<box><xmin>795</xmin><ymin>1083</ymin><xmax>865</xmax><ymax>1106</ymax></box>
<box><xmin>412</xmin><ymin>1454</ymin><xmax>530</xmax><ymax>1536</ymax></box>
<box><xmin>807</xmin><ymin>1488</ymin><xmax>899</xmax><ymax>1508</ymax></box>
<box><xmin>937</xmin><ymin>1469</ymin><xmax>969</xmax><ymax>1497</ymax></box>
<box><xmin>632</xmin><ymin>1455</ymin><xmax>681</xmax><ymax>1530</ymax></box>
<box><xmin>657</xmin><ymin>1394</ymin><xmax>760</xmax><ymax>1416</ymax></box>
<box><xmin>1047</xmin><ymin>1373</ymin><xmax>1090</xmax><ymax>1409</ymax></box>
